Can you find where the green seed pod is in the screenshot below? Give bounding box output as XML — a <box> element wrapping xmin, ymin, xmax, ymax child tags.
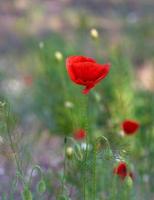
<box><xmin>37</xmin><ymin>179</ymin><xmax>46</xmax><ymax>193</ymax></box>
<box><xmin>22</xmin><ymin>186</ymin><xmax>33</xmax><ymax>200</ymax></box>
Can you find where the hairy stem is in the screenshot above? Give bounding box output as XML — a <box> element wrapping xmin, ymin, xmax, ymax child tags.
<box><xmin>5</xmin><ymin>112</ymin><xmax>22</xmax><ymax>176</ymax></box>
<box><xmin>92</xmin><ymin>142</ymin><xmax>97</xmax><ymax>200</ymax></box>
<box><xmin>83</xmin><ymin>95</ymin><xmax>89</xmax><ymax>200</ymax></box>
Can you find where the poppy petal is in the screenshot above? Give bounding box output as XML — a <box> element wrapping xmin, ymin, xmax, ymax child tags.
<box><xmin>66</xmin><ymin>56</ymin><xmax>96</xmax><ymax>66</ymax></box>
<box><xmin>82</xmin><ymin>83</ymin><xmax>95</xmax><ymax>94</ymax></box>
<box><xmin>94</xmin><ymin>63</ymin><xmax>110</xmax><ymax>82</ymax></box>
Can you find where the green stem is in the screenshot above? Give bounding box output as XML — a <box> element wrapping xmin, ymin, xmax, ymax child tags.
<box><xmin>92</xmin><ymin>142</ymin><xmax>97</xmax><ymax>200</ymax></box>
<box><xmin>83</xmin><ymin>95</ymin><xmax>89</xmax><ymax>200</ymax></box>
<box><xmin>5</xmin><ymin>108</ymin><xmax>22</xmax><ymax>177</ymax></box>
<box><xmin>61</xmin><ymin>136</ymin><xmax>67</xmax><ymax>195</ymax></box>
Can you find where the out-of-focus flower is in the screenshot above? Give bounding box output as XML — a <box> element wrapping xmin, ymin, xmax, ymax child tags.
<box><xmin>39</xmin><ymin>41</ymin><xmax>44</xmax><ymax>49</ymax></box>
<box><xmin>54</xmin><ymin>51</ymin><xmax>63</xmax><ymax>62</ymax></box>
<box><xmin>66</xmin><ymin>56</ymin><xmax>110</xmax><ymax>94</ymax></box>
<box><xmin>122</xmin><ymin>119</ymin><xmax>140</xmax><ymax>135</ymax></box>
<box><xmin>74</xmin><ymin>129</ymin><xmax>86</xmax><ymax>140</ymax></box>
<box><xmin>64</xmin><ymin>101</ymin><xmax>74</xmax><ymax>108</ymax></box>
<box><xmin>90</xmin><ymin>28</ymin><xmax>99</xmax><ymax>39</ymax></box>
<box><xmin>0</xmin><ymin>136</ymin><xmax>3</xmax><ymax>143</ymax></box>
<box><xmin>23</xmin><ymin>75</ymin><xmax>33</xmax><ymax>86</ymax></box>
<box><xmin>113</xmin><ymin>162</ymin><xmax>134</xmax><ymax>181</ymax></box>
<box><xmin>66</xmin><ymin>147</ymin><xmax>74</xmax><ymax>159</ymax></box>
<box><xmin>0</xmin><ymin>101</ymin><xmax>5</xmax><ymax>107</ymax></box>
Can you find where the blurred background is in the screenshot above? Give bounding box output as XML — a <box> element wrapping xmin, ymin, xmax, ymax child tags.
<box><xmin>0</xmin><ymin>0</ymin><xmax>154</xmax><ymax>199</ymax></box>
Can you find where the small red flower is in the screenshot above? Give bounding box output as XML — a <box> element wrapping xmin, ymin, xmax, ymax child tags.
<box><xmin>114</xmin><ymin>162</ymin><xmax>133</xmax><ymax>180</ymax></box>
<box><xmin>66</xmin><ymin>56</ymin><xmax>110</xmax><ymax>94</ymax></box>
<box><xmin>122</xmin><ymin>119</ymin><xmax>140</xmax><ymax>135</ymax></box>
<box><xmin>114</xmin><ymin>162</ymin><xmax>127</xmax><ymax>180</ymax></box>
<box><xmin>74</xmin><ymin>129</ymin><xmax>86</xmax><ymax>140</ymax></box>
<box><xmin>23</xmin><ymin>75</ymin><xmax>33</xmax><ymax>86</ymax></box>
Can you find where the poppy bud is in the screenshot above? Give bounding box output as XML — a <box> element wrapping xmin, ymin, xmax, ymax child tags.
<box><xmin>66</xmin><ymin>147</ymin><xmax>74</xmax><ymax>159</ymax></box>
<box><xmin>39</xmin><ymin>41</ymin><xmax>44</xmax><ymax>49</ymax></box>
<box><xmin>37</xmin><ymin>179</ymin><xmax>46</xmax><ymax>193</ymax></box>
<box><xmin>124</xmin><ymin>176</ymin><xmax>133</xmax><ymax>189</ymax></box>
<box><xmin>104</xmin><ymin>149</ymin><xmax>113</xmax><ymax>160</ymax></box>
<box><xmin>54</xmin><ymin>51</ymin><xmax>63</xmax><ymax>62</ymax></box>
<box><xmin>64</xmin><ymin>101</ymin><xmax>74</xmax><ymax>108</ymax></box>
<box><xmin>90</xmin><ymin>28</ymin><xmax>99</xmax><ymax>39</ymax></box>
<box><xmin>22</xmin><ymin>186</ymin><xmax>32</xmax><ymax>200</ymax></box>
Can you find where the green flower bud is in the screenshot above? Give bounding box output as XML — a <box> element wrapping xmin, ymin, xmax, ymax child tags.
<box><xmin>104</xmin><ymin>149</ymin><xmax>113</xmax><ymax>160</ymax></box>
<box><xmin>37</xmin><ymin>179</ymin><xmax>46</xmax><ymax>193</ymax></box>
<box><xmin>124</xmin><ymin>176</ymin><xmax>133</xmax><ymax>189</ymax></box>
<box><xmin>66</xmin><ymin>147</ymin><xmax>74</xmax><ymax>159</ymax></box>
<box><xmin>90</xmin><ymin>28</ymin><xmax>99</xmax><ymax>39</ymax></box>
<box><xmin>22</xmin><ymin>186</ymin><xmax>33</xmax><ymax>200</ymax></box>
<box><xmin>54</xmin><ymin>51</ymin><xmax>63</xmax><ymax>62</ymax></box>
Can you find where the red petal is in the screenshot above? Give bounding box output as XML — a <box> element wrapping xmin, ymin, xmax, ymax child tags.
<box><xmin>82</xmin><ymin>83</ymin><xmax>95</xmax><ymax>94</ymax></box>
<box><xmin>94</xmin><ymin>63</ymin><xmax>110</xmax><ymax>84</ymax></box>
<box><xmin>74</xmin><ymin>129</ymin><xmax>86</xmax><ymax>140</ymax></box>
<box><xmin>72</xmin><ymin>62</ymin><xmax>110</xmax><ymax>82</ymax></box>
<box><xmin>66</xmin><ymin>56</ymin><xmax>96</xmax><ymax>66</ymax></box>
<box><xmin>122</xmin><ymin>120</ymin><xmax>140</xmax><ymax>135</ymax></box>
<box><xmin>114</xmin><ymin>162</ymin><xmax>128</xmax><ymax>179</ymax></box>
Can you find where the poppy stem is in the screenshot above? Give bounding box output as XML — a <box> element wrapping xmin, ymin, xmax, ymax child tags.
<box><xmin>5</xmin><ymin>104</ymin><xmax>23</xmax><ymax>179</ymax></box>
<box><xmin>92</xmin><ymin>141</ymin><xmax>97</xmax><ymax>200</ymax></box>
<box><xmin>83</xmin><ymin>95</ymin><xmax>89</xmax><ymax>200</ymax></box>
<box><xmin>61</xmin><ymin>136</ymin><xmax>67</xmax><ymax>196</ymax></box>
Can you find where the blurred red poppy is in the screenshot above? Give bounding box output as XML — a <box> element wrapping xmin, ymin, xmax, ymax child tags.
<box><xmin>114</xmin><ymin>162</ymin><xmax>127</xmax><ymax>180</ymax></box>
<box><xmin>23</xmin><ymin>75</ymin><xmax>33</xmax><ymax>86</ymax></box>
<box><xmin>66</xmin><ymin>56</ymin><xmax>110</xmax><ymax>94</ymax></box>
<box><xmin>74</xmin><ymin>129</ymin><xmax>86</xmax><ymax>140</ymax></box>
<box><xmin>122</xmin><ymin>120</ymin><xmax>140</xmax><ymax>135</ymax></box>
<box><xmin>114</xmin><ymin>162</ymin><xmax>133</xmax><ymax>180</ymax></box>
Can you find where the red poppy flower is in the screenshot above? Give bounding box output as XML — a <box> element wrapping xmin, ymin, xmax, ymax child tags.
<box><xmin>114</xmin><ymin>162</ymin><xmax>133</xmax><ymax>180</ymax></box>
<box><xmin>66</xmin><ymin>56</ymin><xmax>110</xmax><ymax>94</ymax></box>
<box><xmin>122</xmin><ymin>119</ymin><xmax>140</xmax><ymax>135</ymax></box>
<box><xmin>114</xmin><ymin>162</ymin><xmax>128</xmax><ymax>180</ymax></box>
<box><xmin>74</xmin><ymin>129</ymin><xmax>86</xmax><ymax>140</ymax></box>
<box><xmin>23</xmin><ymin>75</ymin><xmax>33</xmax><ymax>86</ymax></box>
